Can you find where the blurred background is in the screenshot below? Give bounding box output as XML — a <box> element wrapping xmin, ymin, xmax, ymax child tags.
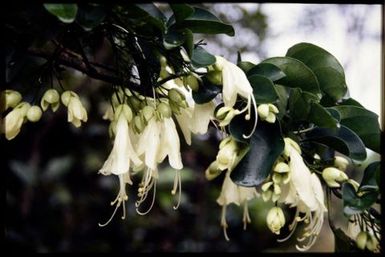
<box><xmin>4</xmin><ymin>3</ymin><xmax>382</xmax><ymax>253</ymax></box>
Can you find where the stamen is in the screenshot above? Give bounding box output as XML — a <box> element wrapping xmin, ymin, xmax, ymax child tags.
<box><xmin>172</xmin><ymin>170</ymin><xmax>182</xmax><ymax>210</ymax></box>
<box><xmin>242</xmin><ymin>95</ymin><xmax>258</xmax><ymax>139</ymax></box>
<box><xmin>136</xmin><ymin>180</ymin><xmax>157</xmax><ymax>215</ymax></box>
<box><xmin>98</xmin><ymin>199</ymin><xmax>121</xmax><ymax>227</ymax></box>
<box><xmin>243</xmin><ymin>201</ymin><xmax>251</xmax><ymax>230</ymax></box>
<box><xmin>221</xmin><ymin>206</ymin><xmax>230</xmax><ymax>241</ymax></box>
<box><xmin>278</xmin><ymin>217</ymin><xmax>298</xmax><ymax>243</ymax></box>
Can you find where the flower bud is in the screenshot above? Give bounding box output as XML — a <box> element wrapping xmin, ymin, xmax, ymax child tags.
<box><xmin>1</xmin><ymin>89</ymin><xmax>22</xmax><ymax>112</ymax></box>
<box><xmin>366</xmin><ymin>234</ymin><xmax>379</xmax><ymax>252</ymax></box>
<box><xmin>216</xmin><ymin>106</ymin><xmax>239</xmax><ymax>127</ymax></box>
<box><xmin>127</xmin><ymin>96</ymin><xmax>142</xmax><ymax>111</ymax></box>
<box><xmin>334</xmin><ymin>156</ymin><xmax>349</xmax><ymax>171</ymax></box>
<box><xmin>205</xmin><ymin>161</ymin><xmax>223</xmax><ymax>180</ymax></box>
<box><xmin>26</xmin><ymin>105</ymin><xmax>42</xmax><ymax>122</ymax></box>
<box><xmin>266</xmin><ymin>207</ymin><xmax>286</xmax><ymax>235</ymax></box>
<box><xmin>262</xmin><ymin>190</ymin><xmax>273</xmax><ymax>202</ymax></box>
<box><xmin>356</xmin><ymin>231</ymin><xmax>368</xmax><ymax>250</ymax></box>
<box><xmin>185</xmin><ymin>75</ymin><xmax>199</xmax><ymax>91</ymax></box>
<box><xmin>265</xmin><ymin>112</ymin><xmax>276</xmax><ymax>123</ymax></box>
<box><xmin>141</xmin><ymin>105</ymin><xmax>155</xmax><ymax>122</ymax></box>
<box><xmin>115</xmin><ymin>104</ymin><xmax>133</xmax><ymax>122</ymax></box>
<box><xmin>4</xmin><ymin>102</ymin><xmax>30</xmax><ymax>140</ymax></box>
<box><xmin>41</xmin><ymin>89</ymin><xmax>60</xmax><ymax>112</ymax></box>
<box><xmin>262</xmin><ymin>181</ymin><xmax>273</xmax><ymax>192</ymax></box>
<box><xmin>322</xmin><ymin>167</ymin><xmax>348</xmax><ymax>188</ymax></box>
<box><xmin>60</xmin><ymin>90</ymin><xmax>74</xmax><ymax>106</ymax></box>
<box><xmin>206</xmin><ymin>70</ymin><xmax>222</xmax><ymax>85</ymax></box>
<box><xmin>269</xmin><ymin>104</ymin><xmax>279</xmax><ymax>114</ymax></box>
<box><xmin>133</xmin><ymin>115</ymin><xmax>144</xmax><ymax>133</ymax></box>
<box><xmin>157</xmin><ymin>102</ymin><xmax>172</xmax><ymax>119</ymax></box>
<box><xmin>274</xmin><ymin>162</ymin><xmax>290</xmax><ymax>173</ymax></box>
<box><xmin>168</xmin><ymin>88</ymin><xmax>185</xmax><ymax>103</ymax></box>
<box><xmin>216</xmin><ymin>139</ymin><xmax>238</xmax><ymax>171</ymax></box>
<box><xmin>257</xmin><ymin>104</ymin><xmax>269</xmax><ymax>119</ymax></box>
<box><xmin>283</xmin><ymin>137</ymin><xmax>301</xmax><ymax>157</ymax></box>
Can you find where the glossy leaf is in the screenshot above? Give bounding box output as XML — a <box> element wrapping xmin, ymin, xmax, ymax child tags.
<box><xmin>237</xmin><ymin>61</ymin><xmax>255</xmax><ymax>74</ymax></box>
<box><xmin>177</xmin><ymin>7</ymin><xmax>235</xmax><ymax>36</ymax></box>
<box><xmin>308</xmin><ymin>102</ymin><xmax>338</xmax><ymax>128</ymax></box>
<box><xmin>288</xmin><ymin>88</ymin><xmax>318</xmax><ymax>121</ymax></box>
<box><xmin>229</xmin><ymin>104</ymin><xmax>257</xmax><ymax>143</ymax></box>
<box><xmin>304</xmin><ymin>125</ymin><xmax>367</xmax><ymax>161</ymax></box>
<box><xmin>164</xmin><ymin>28</ymin><xmax>185</xmax><ymax>49</ymax></box>
<box><xmin>191</xmin><ymin>46</ymin><xmax>216</xmax><ymax>68</ymax></box>
<box><xmin>182</xmin><ymin>28</ymin><xmax>194</xmax><ymax>57</ymax></box>
<box><xmin>170</xmin><ymin>4</ymin><xmax>194</xmax><ymax>23</ymax></box>
<box><xmin>44</xmin><ymin>4</ymin><xmax>78</xmax><ymax>23</ymax></box>
<box><xmin>274</xmin><ymin>84</ymin><xmax>288</xmax><ymax>119</ymax></box>
<box><xmin>192</xmin><ymin>77</ymin><xmax>221</xmax><ymax>104</ymax></box>
<box><xmin>286</xmin><ymin>42</ymin><xmax>347</xmax><ymax>101</ymax></box>
<box><xmin>332</xmin><ymin>105</ymin><xmax>381</xmax><ymax>153</ymax></box>
<box><xmin>339</xmin><ymin>98</ymin><xmax>364</xmax><ymax>108</ymax></box>
<box><xmin>248</xmin><ymin>75</ymin><xmax>278</xmax><ymax>104</ymax></box>
<box><xmin>342</xmin><ymin>183</ymin><xmax>378</xmax><ymax>216</ymax></box>
<box><xmin>76</xmin><ymin>4</ymin><xmax>106</xmax><ymax>31</ymax></box>
<box><xmin>359</xmin><ymin>161</ymin><xmax>380</xmax><ymax>191</ymax></box>
<box><xmin>246</xmin><ymin>63</ymin><xmax>286</xmax><ymax>82</ymax></box>
<box><xmin>231</xmin><ymin>121</ymin><xmax>284</xmax><ymax>187</ymax></box>
<box><xmin>262</xmin><ymin>57</ymin><xmax>321</xmax><ymax>96</ymax></box>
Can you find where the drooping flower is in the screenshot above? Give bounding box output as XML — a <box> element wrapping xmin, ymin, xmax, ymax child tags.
<box><xmin>217</xmin><ymin>170</ymin><xmax>258</xmax><ymax>241</ymax></box>
<box><xmin>276</xmin><ymin>137</ymin><xmax>327</xmax><ymax>251</ymax></box>
<box><xmin>40</xmin><ymin>89</ymin><xmax>60</xmax><ymax>112</ymax></box>
<box><xmin>212</xmin><ymin>55</ymin><xmax>258</xmax><ymax>138</ymax></box>
<box><xmin>257</xmin><ymin>103</ymin><xmax>279</xmax><ymax>123</ymax></box>
<box><xmin>61</xmin><ymin>91</ymin><xmax>88</xmax><ymax>127</ymax></box>
<box><xmin>3</xmin><ymin>102</ymin><xmax>30</xmax><ymax>140</ymax></box>
<box><xmin>98</xmin><ymin>104</ymin><xmax>142</xmax><ymax>226</ymax></box>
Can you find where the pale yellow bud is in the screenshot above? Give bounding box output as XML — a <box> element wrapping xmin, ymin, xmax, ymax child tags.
<box><xmin>157</xmin><ymin>102</ymin><xmax>172</xmax><ymax>119</ymax></box>
<box><xmin>26</xmin><ymin>105</ymin><xmax>42</xmax><ymax>122</ymax></box>
<box><xmin>274</xmin><ymin>162</ymin><xmax>290</xmax><ymax>173</ymax></box>
<box><xmin>4</xmin><ymin>102</ymin><xmax>30</xmax><ymax>140</ymax></box>
<box><xmin>266</xmin><ymin>207</ymin><xmax>286</xmax><ymax>235</ymax></box>
<box><xmin>127</xmin><ymin>96</ymin><xmax>142</xmax><ymax>111</ymax></box>
<box><xmin>133</xmin><ymin>115</ymin><xmax>144</xmax><ymax>133</ymax></box>
<box><xmin>265</xmin><ymin>112</ymin><xmax>276</xmax><ymax>123</ymax></box>
<box><xmin>334</xmin><ymin>156</ymin><xmax>349</xmax><ymax>171</ymax></box>
<box><xmin>257</xmin><ymin>104</ymin><xmax>269</xmax><ymax>119</ymax></box>
<box><xmin>268</xmin><ymin>104</ymin><xmax>279</xmax><ymax>114</ymax></box>
<box><xmin>168</xmin><ymin>88</ymin><xmax>185</xmax><ymax>103</ymax></box>
<box><xmin>1</xmin><ymin>89</ymin><xmax>22</xmax><ymax>112</ymax></box>
<box><xmin>41</xmin><ymin>89</ymin><xmax>60</xmax><ymax>112</ymax></box>
<box><xmin>141</xmin><ymin>105</ymin><xmax>155</xmax><ymax>122</ymax></box>
<box><xmin>206</xmin><ymin>70</ymin><xmax>222</xmax><ymax>85</ymax></box>
<box><xmin>185</xmin><ymin>75</ymin><xmax>199</xmax><ymax>91</ymax></box>
<box><xmin>366</xmin><ymin>234</ymin><xmax>379</xmax><ymax>252</ymax></box>
<box><xmin>60</xmin><ymin>90</ymin><xmax>74</xmax><ymax>106</ymax></box>
<box><xmin>283</xmin><ymin>137</ymin><xmax>301</xmax><ymax>157</ymax></box>
<box><xmin>262</xmin><ymin>181</ymin><xmax>273</xmax><ymax>192</ymax></box>
<box><xmin>205</xmin><ymin>161</ymin><xmax>223</xmax><ymax>180</ymax></box>
<box><xmin>115</xmin><ymin>104</ymin><xmax>133</xmax><ymax>122</ymax></box>
<box><xmin>262</xmin><ymin>190</ymin><xmax>272</xmax><ymax>202</ymax></box>
<box><xmin>356</xmin><ymin>231</ymin><xmax>368</xmax><ymax>250</ymax></box>
<box><xmin>322</xmin><ymin>167</ymin><xmax>348</xmax><ymax>188</ymax></box>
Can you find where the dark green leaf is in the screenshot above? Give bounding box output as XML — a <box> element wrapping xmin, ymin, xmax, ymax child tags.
<box><xmin>304</xmin><ymin>125</ymin><xmax>367</xmax><ymax>161</ymax></box>
<box><xmin>326</xmin><ymin>108</ymin><xmax>341</xmax><ymax>122</ymax></box>
<box><xmin>342</xmin><ymin>183</ymin><xmax>378</xmax><ymax>216</ymax></box>
<box><xmin>262</xmin><ymin>57</ymin><xmax>321</xmax><ymax>96</ymax></box>
<box><xmin>76</xmin><ymin>4</ymin><xmax>106</xmax><ymax>31</ymax></box>
<box><xmin>177</xmin><ymin>7</ymin><xmax>235</xmax><ymax>36</ymax></box>
<box><xmin>308</xmin><ymin>102</ymin><xmax>338</xmax><ymax>128</ymax></box>
<box><xmin>332</xmin><ymin>105</ymin><xmax>381</xmax><ymax>153</ymax></box>
<box><xmin>182</xmin><ymin>28</ymin><xmax>194</xmax><ymax>57</ymax></box>
<box><xmin>339</xmin><ymin>98</ymin><xmax>364</xmax><ymax>108</ymax></box>
<box><xmin>137</xmin><ymin>3</ymin><xmax>166</xmax><ymax>23</ymax></box>
<box><xmin>286</xmin><ymin>42</ymin><xmax>347</xmax><ymax>101</ymax></box>
<box><xmin>288</xmin><ymin>88</ymin><xmax>319</xmax><ymax>121</ymax></box>
<box><xmin>44</xmin><ymin>4</ymin><xmax>78</xmax><ymax>23</ymax></box>
<box><xmin>164</xmin><ymin>28</ymin><xmax>185</xmax><ymax>49</ymax></box>
<box><xmin>192</xmin><ymin>77</ymin><xmax>221</xmax><ymax>104</ymax></box>
<box><xmin>360</xmin><ymin>161</ymin><xmax>380</xmax><ymax>191</ymax></box>
<box><xmin>237</xmin><ymin>61</ymin><xmax>255</xmax><ymax>74</ymax></box>
<box><xmin>248</xmin><ymin>75</ymin><xmax>278</xmax><ymax>104</ymax></box>
<box><xmin>247</xmin><ymin>63</ymin><xmax>286</xmax><ymax>82</ymax></box>
<box><xmin>231</xmin><ymin>121</ymin><xmax>284</xmax><ymax>187</ymax></box>
<box><xmin>191</xmin><ymin>46</ymin><xmax>216</xmax><ymax>68</ymax></box>
<box><xmin>274</xmin><ymin>84</ymin><xmax>288</xmax><ymax>119</ymax></box>
<box><xmin>170</xmin><ymin>4</ymin><xmax>194</xmax><ymax>23</ymax></box>
<box><xmin>229</xmin><ymin>103</ymin><xmax>257</xmax><ymax>143</ymax></box>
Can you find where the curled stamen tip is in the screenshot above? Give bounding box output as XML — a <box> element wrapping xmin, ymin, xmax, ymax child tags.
<box><xmin>245</xmin><ymin>114</ymin><xmax>250</xmax><ymax>120</ymax></box>
<box><xmin>171</xmin><ymin>190</ymin><xmax>176</xmax><ymax>195</ymax></box>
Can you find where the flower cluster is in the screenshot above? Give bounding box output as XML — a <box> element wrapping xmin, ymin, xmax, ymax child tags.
<box><xmin>1</xmin><ymin>89</ymin><xmax>88</xmax><ymax>140</ymax></box>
